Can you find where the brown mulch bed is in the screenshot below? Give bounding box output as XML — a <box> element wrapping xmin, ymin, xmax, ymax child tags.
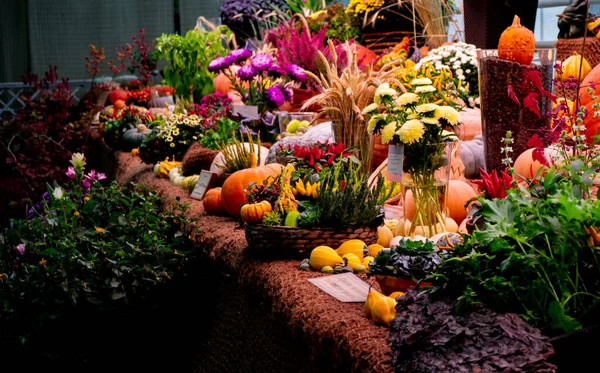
<box><xmin>116</xmin><ymin>152</ymin><xmax>393</xmax><ymax>373</ymax></box>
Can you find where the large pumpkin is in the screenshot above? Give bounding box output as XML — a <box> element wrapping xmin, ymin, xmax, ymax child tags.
<box><xmin>453</xmin><ymin>108</ymin><xmax>482</xmax><ymax>141</ymax></box>
<box><xmin>355</xmin><ymin>44</ymin><xmax>378</xmax><ymax>67</ymax></box>
<box><xmin>458</xmin><ymin>136</ymin><xmax>485</xmax><ymax>179</ymax></box>
<box><xmin>579</xmin><ymin>64</ymin><xmax>600</xmax><ymax>144</ymax></box>
<box><xmin>220</xmin><ymin>154</ymin><xmax>283</xmax><ymax>217</ymax></box>
<box><xmin>513</xmin><ymin>147</ymin><xmax>562</xmax><ymax>178</ymax></box>
<box><xmin>497</xmin><ymin>15</ymin><xmax>536</xmax><ymax>65</ymax></box>
<box><xmin>404</xmin><ymin>180</ymin><xmax>477</xmax><ymax>225</ymax></box>
<box><xmin>203</xmin><ymin>188</ymin><xmax>227</xmax><ymax>215</ymax></box>
<box><xmin>213</xmin><ymin>73</ymin><xmax>234</xmax><ymax>95</ymax></box>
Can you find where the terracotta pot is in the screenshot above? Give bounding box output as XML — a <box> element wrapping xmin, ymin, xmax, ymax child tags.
<box><xmin>375</xmin><ymin>275</ymin><xmax>431</xmax><ymax>296</ymax></box>
<box><xmin>292</xmin><ymin>87</ymin><xmax>320</xmax><ymax>112</ymax></box>
<box><xmin>372</xmin><ymin>135</ymin><xmax>389</xmax><ymax>170</ymax></box>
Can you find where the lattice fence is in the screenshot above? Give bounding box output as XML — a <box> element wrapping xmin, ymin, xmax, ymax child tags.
<box><xmin>0</xmin><ymin>80</ymin><xmax>92</xmax><ymax>117</ymax></box>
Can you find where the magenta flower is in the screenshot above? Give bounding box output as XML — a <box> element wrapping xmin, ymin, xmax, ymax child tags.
<box><xmin>268</xmin><ymin>65</ymin><xmax>285</xmax><ymax>78</ymax></box>
<box><xmin>14</xmin><ymin>243</ymin><xmax>25</xmax><ymax>255</ymax></box>
<box><xmin>286</xmin><ymin>64</ymin><xmax>307</xmax><ymax>82</ymax></box>
<box><xmin>237</xmin><ymin>64</ymin><xmax>257</xmax><ymax>81</ymax></box>
<box><xmin>228</xmin><ymin>48</ymin><xmax>252</xmax><ymax>63</ymax></box>
<box><xmin>86</xmin><ymin>169</ymin><xmax>107</xmax><ymax>182</ymax></box>
<box><xmin>66</xmin><ymin>166</ymin><xmax>76</xmax><ymax>180</ymax></box>
<box><xmin>82</xmin><ymin>179</ymin><xmax>91</xmax><ymax>189</ymax></box>
<box><xmin>250</xmin><ymin>53</ymin><xmax>273</xmax><ymax>71</ymax></box>
<box><xmin>282</xmin><ymin>85</ymin><xmax>293</xmax><ymax>102</ymax></box>
<box><xmin>208</xmin><ymin>57</ymin><xmax>231</xmax><ymax>72</ymax></box>
<box><xmin>266</xmin><ymin>86</ymin><xmax>285</xmax><ymax>107</ymax></box>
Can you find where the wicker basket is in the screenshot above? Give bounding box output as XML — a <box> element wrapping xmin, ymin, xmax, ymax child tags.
<box><xmin>362</xmin><ymin>31</ymin><xmax>413</xmax><ymax>55</ymax></box>
<box><xmin>556</xmin><ymin>37</ymin><xmax>600</xmax><ymax>100</ymax></box>
<box><xmin>244</xmin><ymin>224</ymin><xmax>379</xmax><ymax>260</ymax></box>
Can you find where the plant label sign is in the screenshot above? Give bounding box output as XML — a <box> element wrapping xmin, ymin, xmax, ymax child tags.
<box><xmin>387</xmin><ymin>144</ymin><xmax>404</xmax><ymax>182</ymax></box>
<box><xmin>190</xmin><ymin>170</ymin><xmax>219</xmax><ymax>200</ymax></box>
<box><xmin>308</xmin><ymin>273</ymin><xmax>371</xmax><ymax>302</ymax></box>
<box><xmin>233</xmin><ymin>104</ymin><xmax>259</xmax><ymax>118</ymax></box>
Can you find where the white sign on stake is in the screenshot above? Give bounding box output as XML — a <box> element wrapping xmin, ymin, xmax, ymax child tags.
<box><xmin>233</xmin><ymin>104</ymin><xmax>259</xmax><ymax>118</ymax></box>
<box><xmin>190</xmin><ymin>170</ymin><xmax>218</xmax><ymax>200</ymax></box>
<box><xmin>308</xmin><ymin>273</ymin><xmax>372</xmax><ymax>303</ymax></box>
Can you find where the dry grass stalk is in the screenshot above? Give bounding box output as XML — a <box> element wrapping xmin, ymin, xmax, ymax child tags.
<box><xmin>301</xmin><ymin>41</ymin><xmax>404</xmax><ymax>173</ymax></box>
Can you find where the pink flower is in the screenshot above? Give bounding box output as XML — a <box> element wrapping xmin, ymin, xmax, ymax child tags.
<box><xmin>85</xmin><ymin>170</ymin><xmax>107</xmax><ymax>182</ymax></box>
<box><xmin>82</xmin><ymin>179</ymin><xmax>91</xmax><ymax>189</ymax></box>
<box><xmin>66</xmin><ymin>166</ymin><xmax>76</xmax><ymax>180</ymax></box>
<box><xmin>14</xmin><ymin>243</ymin><xmax>25</xmax><ymax>255</ymax></box>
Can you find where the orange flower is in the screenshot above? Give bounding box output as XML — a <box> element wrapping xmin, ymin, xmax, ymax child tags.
<box><xmin>84</xmin><ymin>196</ymin><xmax>91</xmax><ymax>202</ymax></box>
<box><xmin>95</xmin><ymin>227</ymin><xmax>105</xmax><ymax>233</ymax></box>
<box><xmin>74</xmin><ymin>211</ymin><xmax>80</xmax><ymax>217</ymax></box>
<box><xmin>39</xmin><ymin>258</ymin><xmax>47</xmax><ymax>268</ymax></box>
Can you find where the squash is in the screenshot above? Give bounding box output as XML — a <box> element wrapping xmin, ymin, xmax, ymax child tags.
<box><xmin>363</xmin><ymin>256</ymin><xmax>375</xmax><ymax>267</ymax></box>
<box><xmin>173</xmin><ymin>175</ymin><xmax>185</xmax><ymax>186</ymax></box>
<box><xmin>220</xmin><ymin>154</ymin><xmax>283</xmax><ymax>217</ymax></box>
<box><xmin>342</xmin><ymin>253</ymin><xmax>362</xmax><ymax>270</ymax></box>
<box><xmin>392</xmin><ymin>219</ymin><xmax>411</xmax><ymax>237</ymax></box>
<box><xmin>203</xmin><ymin>188</ymin><xmax>227</xmax><ymax>215</ymax></box>
<box><xmin>445</xmin><ymin>217</ymin><xmax>459</xmax><ymax>233</ymax></box>
<box><xmin>154</xmin><ymin>159</ymin><xmax>181</xmax><ymax>178</ymax></box>
<box><xmin>578</xmin><ymin>64</ymin><xmax>600</xmax><ymax>144</ymax></box>
<box><xmin>336</xmin><ymin>239</ymin><xmax>366</xmax><ymax>261</ymax></box>
<box><xmin>513</xmin><ymin>147</ymin><xmax>562</xmax><ymax>178</ymax></box>
<box><xmin>210</xmin><ymin>143</ymin><xmax>270</xmax><ymax>178</ymax></box>
<box><xmin>183</xmin><ymin>175</ymin><xmax>200</xmax><ymax>191</ymax></box>
<box><xmin>560</xmin><ymin>52</ymin><xmax>592</xmax><ymax>82</ymax></box>
<box><xmin>131</xmin><ymin>148</ymin><xmax>140</xmax><ymax>157</ymax></box>
<box><xmin>356</xmin><ymin>44</ymin><xmax>378</xmax><ymax>66</ymax></box>
<box><xmin>453</xmin><ymin>108</ymin><xmax>482</xmax><ymax>141</ymax></box>
<box><xmin>498</xmin><ymin>15</ymin><xmax>536</xmax><ymax>65</ymax></box>
<box><xmin>389</xmin><ymin>291</ymin><xmax>405</xmax><ymax>299</ymax></box>
<box><xmin>371</xmin><ymin>296</ymin><xmax>397</xmax><ymax>326</ymax></box>
<box><xmin>123</xmin><ymin>124</ymin><xmax>151</xmax><ymax>147</ymax></box>
<box><xmin>458</xmin><ymin>136</ymin><xmax>485</xmax><ymax>179</ymax></box>
<box><xmin>364</xmin><ymin>289</ymin><xmax>385</xmax><ymax>317</ymax></box>
<box><xmin>367</xmin><ymin>244</ymin><xmax>384</xmax><ymax>257</ymax></box>
<box><xmin>446</xmin><ymin>180</ymin><xmax>478</xmax><ymax>225</ymax></box>
<box><xmin>552</xmin><ymin>98</ymin><xmax>575</xmax><ymax>135</ymax></box>
<box><xmin>108</xmin><ymin>88</ymin><xmax>129</xmax><ymax>105</ymax></box>
<box><xmin>377</xmin><ymin>226</ymin><xmax>393</xmax><ymax>247</ymax></box>
<box><xmin>309</xmin><ymin>246</ymin><xmax>344</xmax><ymax>271</ymax></box>
<box><xmin>240</xmin><ymin>201</ymin><xmax>273</xmax><ymax>224</ymax></box>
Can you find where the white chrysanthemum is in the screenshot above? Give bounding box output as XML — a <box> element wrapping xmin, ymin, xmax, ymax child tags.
<box><xmin>368</xmin><ymin>114</ymin><xmax>387</xmax><ymax>132</ymax></box>
<box><xmin>362</xmin><ymin>103</ymin><xmax>380</xmax><ymax>115</ymax></box>
<box><xmin>441</xmin><ymin>130</ymin><xmax>459</xmax><ymax>142</ymax></box>
<box><xmin>415</xmin><ymin>103</ymin><xmax>438</xmax><ymax>113</ymax></box>
<box><xmin>397</xmin><ymin>92</ymin><xmax>419</xmax><ymax>106</ymax></box>
<box><xmin>380</xmin><ymin>122</ymin><xmax>397</xmax><ymax>144</ymax></box>
<box><xmin>415</xmin><ymin>85</ymin><xmax>437</xmax><ymax>93</ymax></box>
<box><xmin>421</xmin><ymin>117</ymin><xmax>440</xmax><ymax>124</ymax></box>
<box><xmin>410</xmin><ymin>78</ymin><xmax>433</xmax><ymax>86</ymax></box>
<box><xmin>396</xmin><ymin>119</ymin><xmax>425</xmax><ymax>144</ymax></box>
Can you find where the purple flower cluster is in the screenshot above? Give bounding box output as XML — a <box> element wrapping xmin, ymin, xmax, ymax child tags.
<box><xmin>266</xmin><ymin>86</ymin><xmax>285</xmax><ymax>107</ymax></box>
<box><xmin>286</xmin><ymin>64</ymin><xmax>307</xmax><ymax>82</ymax></box>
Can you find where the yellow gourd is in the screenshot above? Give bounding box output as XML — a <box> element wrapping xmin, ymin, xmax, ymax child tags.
<box><xmin>561</xmin><ymin>53</ymin><xmax>592</xmax><ymax>82</ymax></box>
<box><xmin>393</xmin><ymin>219</ymin><xmax>411</xmax><ymax>237</ymax></box>
<box><xmin>336</xmin><ymin>239</ymin><xmax>366</xmax><ymax>261</ymax></box>
<box><xmin>240</xmin><ymin>201</ymin><xmax>273</xmax><ymax>223</ymax></box>
<box><xmin>309</xmin><ymin>246</ymin><xmax>344</xmax><ymax>271</ymax></box>
<box><xmin>371</xmin><ymin>296</ymin><xmax>397</xmax><ymax>326</ymax></box>
<box><xmin>364</xmin><ymin>290</ymin><xmax>385</xmax><ymax>317</ymax></box>
<box><xmin>342</xmin><ymin>253</ymin><xmax>361</xmax><ymax>269</ymax></box>
<box><xmin>367</xmin><ymin>244</ymin><xmax>384</xmax><ymax>258</ymax></box>
<box><xmin>389</xmin><ymin>291</ymin><xmax>405</xmax><ymax>299</ymax></box>
<box><xmin>154</xmin><ymin>159</ymin><xmax>181</xmax><ymax>178</ymax></box>
<box><xmin>362</xmin><ymin>256</ymin><xmax>375</xmax><ymax>267</ymax></box>
<box><xmin>377</xmin><ymin>226</ymin><xmax>393</xmax><ymax>247</ymax></box>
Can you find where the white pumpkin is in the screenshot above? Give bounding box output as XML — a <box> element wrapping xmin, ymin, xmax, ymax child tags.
<box><xmin>209</xmin><ymin>143</ymin><xmax>270</xmax><ymax>178</ymax></box>
<box><xmin>169</xmin><ymin>167</ymin><xmax>181</xmax><ymax>182</ymax></box>
<box><xmin>172</xmin><ymin>175</ymin><xmax>185</xmax><ymax>186</ymax></box>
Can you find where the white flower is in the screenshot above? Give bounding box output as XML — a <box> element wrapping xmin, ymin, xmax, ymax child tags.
<box><xmin>410</xmin><ymin>78</ymin><xmax>433</xmax><ymax>86</ymax></box>
<box><xmin>415</xmin><ymin>103</ymin><xmax>438</xmax><ymax>113</ymax></box>
<box><xmin>53</xmin><ymin>186</ymin><xmax>64</xmax><ymax>200</ymax></box>
<box><xmin>415</xmin><ymin>85</ymin><xmax>436</xmax><ymax>93</ymax></box>
<box><xmin>397</xmin><ymin>92</ymin><xmax>419</xmax><ymax>106</ymax></box>
<box><xmin>456</xmin><ymin>69</ymin><xmax>464</xmax><ymax>76</ymax></box>
<box><xmin>362</xmin><ymin>103</ymin><xmax>380</xmax><ymax>115</ymax></box>
<box><xmin>465</xmin><ymin>69</ymin><xmax>472</xmax><ymax>74</ymax></box>
<box><xmin>442</xmin><ymin>130</ymin><xmax>459</xmax><ymax>141</ymax></box>
<box><xmin>374</xmin><ymin>83</ymin><xmax>397</xmax><ymax>103</ymax></box>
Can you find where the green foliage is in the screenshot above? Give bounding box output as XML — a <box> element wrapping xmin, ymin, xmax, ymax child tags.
<box><xmin>306</xmin><ymin>3</ymin><xmax>362</xmax><ymax>43</ymax></box>
<box><xmin>433</xmin><ymin>168</ymin><xmax>600</xmax><ymax>332</ymax></box>
<box><xmin>262</xmin><ymin>211</ymin><xmax>283</xmax><ymax>226</ymax></box>
<box><xmin>155</xmin><ymin>26</ymin><xmax>231</xmax><ymax>104</ymax></box>
<box><xmin>0</xmin><ymin>163</ymin><xmax>196</xmax><ymax>345</ymax></box>
<box><xmin>199</xmin><ymin>117</ymin><xmax>240</xmax><ymax>150</ymax></box>
<box><xmin>215</xmin><ymin>132</ymin><xmax>262</xmax><ymax>174</ymax></box>
<box><xmin>317</xmin><ymin>159</ymin><xmax>384</xmax><ymax>227</ymax></box>
<box><xmin>369</xmin><ymin>238</ymin><xmax>443</xmax><ymax>279</ymax></box>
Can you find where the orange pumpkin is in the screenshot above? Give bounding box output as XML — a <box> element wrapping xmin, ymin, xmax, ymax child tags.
<box><xmin>579</xmin><ymin>64</ymin><xmax>600</xmax><ymax>144</ymax></box>
<box><xmin>498</xmin><ymin>15</ymin><xmax>536</xmax><ymax>65</ymax></box>
<box><xmin>203</xmin><ymin>188</ymin><xmax>227</xmax><ymax>215</ymax></box>
<box><xmin>240</xmin><ymin>201</ymin><xmax>272</xmax><ymax>223</ymax></box>
<box><xmin>220</xmin><ymin>154</ymin><xmax>283</xmax><ymax>217</ymax></box>
<box><xmin>213</xmin><ymin>73</ymin><xmax>233</xmax><ymax>95</ymax></box>
<box><xmin>356</xmin><ymin>44</ymin><xmax>378</xmax><ymax>67</ymax></box>
<box><xmin>513</xmin><ymin>147</ymin><xmax>562</xmax><ymax>178</ymax></box>
<box><xmin>446</xmin><ymin>180</ymin><xmax>478</xmax><ymax>225</ymax></box>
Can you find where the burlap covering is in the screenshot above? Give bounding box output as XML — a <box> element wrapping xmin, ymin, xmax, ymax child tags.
<box><xmin>115</xmin><ymin>151</ymin><xmax>393</xmax><ymax>373</ymax></box>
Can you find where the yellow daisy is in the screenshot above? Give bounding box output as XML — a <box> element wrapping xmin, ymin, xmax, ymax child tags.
<box><xmin>435</xmin><ymin>106</ymin><xmax>461</xmax><ymax>125</ymax></box>
<box><xmin>380</xmin><ymin>122</ymin><xmax>397</xmax><ymax>144</ymax></box>
<box><xmin>397</xmin><ymin>119</ymin><xmax>425</xmax><ymax>144</ymax></box>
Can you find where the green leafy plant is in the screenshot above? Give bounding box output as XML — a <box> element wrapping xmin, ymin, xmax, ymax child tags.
<box><xmin>215</xmin><ymin>132</ymin><xmax>262</xmax><ymax>174</ymax></box>
<box><xmin>0</xmin><ymin>154</ymin><xmax>196</xmax><ymax>345</ymax></box>
<box><xmin>368</xmin><ymin>238</ymin><xmax>444</xmax><ymax>280</ymax></box>
<box><xmin>199</xmin><ymin>117</ymin><xmax>240</xmax><ymax>150</ymax></box>
<box><xmin>433</xmin><ymin>167</ymin><xmax>600</xmax><ymax>332</ymax></box>
<box><xmin>155</xmin><ymin>26</ymin><xmax>232</xmax><ymax>106</ymax></box>
<box><xmin>306</xmin><ymin>2</ymin><xmax>362</xmax><ymax>42</ymax></box>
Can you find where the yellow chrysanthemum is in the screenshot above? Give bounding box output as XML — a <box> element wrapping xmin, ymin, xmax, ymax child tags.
<box><xmin>397</xmin><ymin>119</ymin><xmax>425</xmax><ymax>144</ymax></box>
<box><xmin>421</xmin><ymin>117</ymin><xmax>440</xmax><ymax>124</ymax></box>
<box><xmin>415</xmin><ymin>85</ymin><xmax>437</xmax><ymax>93</ymax></box>
<box><xmin>362</xmin><ymin>103</ymin><xmax>380</xmax><ymax>115</ymax></box>
<box><xmin>170</xmin><ymin>142</ymin><xmax>176</xmax><ymax>147</ymax></box>
<box><xmin>435</xmin><ymin>106</ymin><xmax>461</xmax><ymax>125</ymax></box>
<box><xmin>410</xmin><ymin>78</ymin><xmax>433</xmax><ymax>86</ymax></box>
<box><xmin>397</xmin><ymin>92</ymin><xmax>419</xmax><ymax>106</ymax></box>
<box><xmin>380</xmin><ymin>122</ymin><xmax>397</xmax><ymax>144</ymax></box>
<box><xmin>415</xmin><ymin>104</ymin><xmax>438</xmax><ymax>113</ymax></box>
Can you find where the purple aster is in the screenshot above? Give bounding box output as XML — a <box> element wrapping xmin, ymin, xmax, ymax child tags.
<box><xmin>237</xmin><ymin>64</ymin><xmax>257</xmax><ymax>81</ymax></box>
<box><xmin>14</xmin><ymin>244</ymin><xmax>25</xmax><ymax>255</ymax></box>
<box><xmin>266</xmin><ymin>86</ymin><xmax>285</xmax><ymax>107</ymax></box>
<box><xmin>66</xmin><ymin>166</ymin><xmax>76</xmax><ymax>180</ymax></box>
<box><xmin>208</xmin><ymin>57</ymin><xmax>230</xmax><ymax>72</ymax></box>
<box><xmin>228</xmin><ymin>48</ymin><xmax>252</xmax><ymax>63</ymax></box>
<box><xmin>250</xmin><ymin>53</ymin><xmax>273</xmax><ymax>71</ymax></box>
<box><xmin>286</xmin><ymin>64</ymin><xmax>307</xmax><ymax>82</ymax></box>
<box><xmin>82</xmin><ymin>179</ymin><xmax>91</xmax><ymax>189</ymax></box>
<box><xmin>268</xmin><ymin>65</ymin><xmax>285</xmax><ymax>78</ymax></box>
<box><xmin>281</xmin><ymin>85</ymin><xmax>293</xmax><ymax>102</ymax></box>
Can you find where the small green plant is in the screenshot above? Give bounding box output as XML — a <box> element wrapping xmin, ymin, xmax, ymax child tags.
<box><xmin>216</xmin><ymin>132</ymin><xmax>262</xmax><ymax>174</ymax></box>
<box><xmin>199</xmin><ymin>117</ymin><xmax>240</xmax><ymax>150</ymax></box>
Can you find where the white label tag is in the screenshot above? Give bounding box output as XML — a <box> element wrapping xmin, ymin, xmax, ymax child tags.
<box><xmin>233</xmin><ymin>104</ymin><xmax>259</xmax><ymax>118</ymax></box>
<box><xmin>190</xmin><ymin>170</ymin><xmax>217</xmax><ymax>200</ymax></box>
<box><xmin>308</xmin><ymin>273</ymin><xmax>372</xmax><ymax>303</ymax></box>
<box><xmin>387</xmin><ymin>145</ymin><xmax>404</xmax><ymax>182</ymax></box>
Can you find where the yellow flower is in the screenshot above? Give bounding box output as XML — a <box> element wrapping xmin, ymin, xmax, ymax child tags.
<box><xmin>131</xmin><ymin>148</ymin><xmax>140</xmax><ymax>157</ymax></box>
<box><xmin>415</xmin><ymin>104</ymin><xmax>438</xmax><ymax>113</ymax></box>
<box><xmin>410</xmin><ymin>78</ymin><xmax>433</xmax><ymax>86</ymax></box>
<box><xmin>95</xmin><ymin>227</ymin><xmax>105</xmax><ymax>233</ymax></box>
<box><xmin>435</xmin><ymin>106</ymin><xmax>461</xmax><ymax>125</ymax></box>
<box><xmin>84</xmin><ymin>196</ymin><xmax>91</xmax><ymax>202</ymax></box>
<box><xmin>397</xmin><ymin>119</ymin><xmax>425</xmax><ymax>144</ymax></box>
<box><xmin>166</xmin><ymin>136</ymin><xmax>173</xmax><ymax>142</ymax></box>
<box><xmin>362</xmin><ymin>103</ymin><xmax>380</xmax><ymax>115</ymax></box>
<box><xmin>0</xmin><ymin>273</ymin><xmax>7</xmax><ymax>280</ymax></box>
<box><xmin>397</xmin><ymin>93</ymin><xmax>419</xmax><ymax>106</ymax></box>
<box><xmin>170</xmin><ymin>142</ymin><xmax>176</xmax><ymax>148</ymax></box>
<box><xmin>39</xmin><ymin>258</ymin><xmax>47</xmax><ymax>268</ymax></box>
<box><xmin>74</xmin><ymin>211</ymin><xmax>80</xmax><ymax>217</ymax></box>
<box><xmin>368</xmin><ymin>113</ymin><xmax>386</xmax><ymax>132</ymax></box>
<box><xmin>421</xmin><ymin>117</ymin><xmax>440</xmax><ymax>124</ymax></box>
<box><xmin>380</xmin><ymin>122</ymin><xmax>397</xmax><ymax>144</ymax></box>
<box><xmin>415</xmin><ymin>85</ymin><xmax>437</xmax><ymax>93</ymax></box>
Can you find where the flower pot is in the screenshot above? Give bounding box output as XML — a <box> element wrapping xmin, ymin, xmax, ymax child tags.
<box><xmin>375</xmin><ymin>274</ymin><xmax>431</xmax><ymax>296</ymax></box>
<box><xmin>292</xmin><ymin>87</ymin><xmax>320</xmax><ymax>112</ymax></box>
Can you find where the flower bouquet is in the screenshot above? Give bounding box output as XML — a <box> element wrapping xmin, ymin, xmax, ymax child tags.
<box><xmin>364</xmin><ymin>80</ymin><xmax>461</xmax><ymax>237</ymax></box>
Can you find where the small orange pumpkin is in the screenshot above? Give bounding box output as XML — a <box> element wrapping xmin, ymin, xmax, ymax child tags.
<box><xmin>446</xmin><ymin>180</ymin><xmax>478</xmax><ymax>225</ymax></box>
<box><xmin>240</xmin><ymin>200</ymin><xmax>272</xmax><ymax>223</ymax></box>
<box><xmin>203</xmin><ymin>188</ymin><xmax>227</xmax><ymax>215</ymax></box>
<box><xmin>220</xmin><ymin>154</ymin><xmax>283</xmax><ymax>217</ymax></box>
<box><xmin>579</xmin><ymin>63</ymin><xmax>600</xmax><ymax>144</ymax></box>
<box><xmin>513</xmin><ymin>147</ymin><xmax>562</xmax><ymax>178</ymax></box>
<box><xmin>560</xmin><ymin>52</ymin><xmax>592</xmax><ymax>82</ymax></box>
<box><xmin>498</xmin><ymin>15</ymin><xmax>536</xmax><ymax>65</ymax></box>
